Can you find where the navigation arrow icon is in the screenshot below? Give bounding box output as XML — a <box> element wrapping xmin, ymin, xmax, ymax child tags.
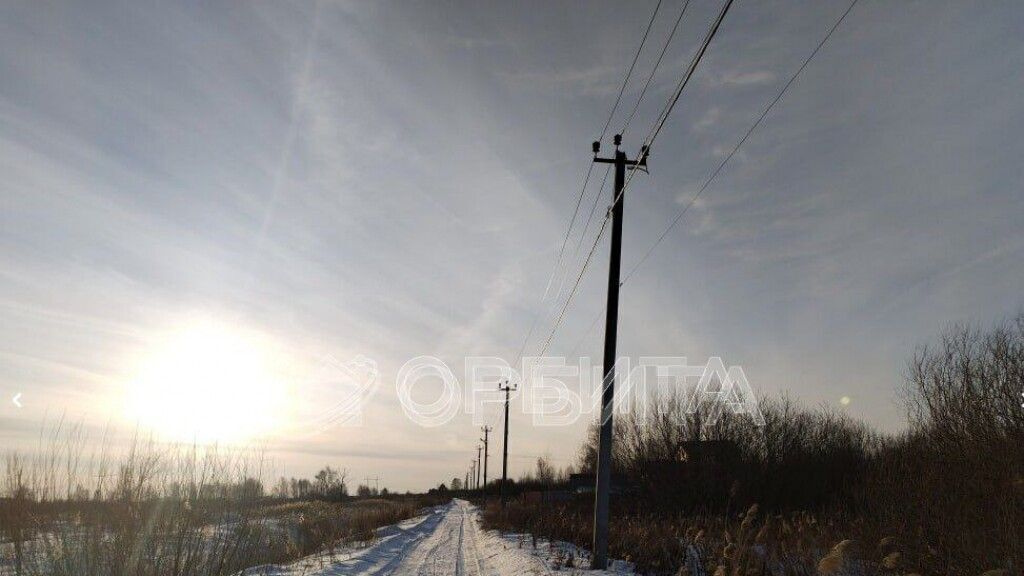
<box><xmin>12</xmin><ymin>393</ymin><xmax>22</xmax><ymax>408</ymax></box>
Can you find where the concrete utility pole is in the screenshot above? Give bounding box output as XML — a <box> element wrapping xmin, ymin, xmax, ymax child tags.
<box><xmin>476</xmin><ymin>445</ymin><xmax>482</xmax><ymax>490</ymax></box>
<box><xmin>590</xmin><ymin>134</ymin><xmax>648</xmax><ymax>570</ymax></box>
<box><xmin>480</xmin><ymin>425</ymin><xmax>491</xmax><ymax>492</ymax></box>
<box><xmin>498</xmin><ymin>380</ymin><xmax>516</xmax><ymax>506</ymax></box>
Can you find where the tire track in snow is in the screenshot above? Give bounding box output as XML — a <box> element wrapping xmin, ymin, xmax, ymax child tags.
<box><xmin>241</xmin><ymin>499</ymin><xmax>617</xmax><ymax>576</ymax></box>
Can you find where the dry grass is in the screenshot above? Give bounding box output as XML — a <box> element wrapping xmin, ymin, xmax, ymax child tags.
<box><xmin>484</xmin><ymin>498</ymin><xmax>1016</xmax><ymax>576</ymax></box>
<box><xmin>0</xmin><ymin>430</ymin><xmax>424</xmax><ymax>576</ymax></box>
<box><xmin>483</xmin><ymin>317</ymin><xmax>1024</xmax><ymax>575</ymax></box>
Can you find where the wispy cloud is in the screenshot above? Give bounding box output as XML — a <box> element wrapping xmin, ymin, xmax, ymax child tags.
<box><xmin>1</xmin><ymin>0</ymin><xmax>1022</xmax><ymax>486</ymax></box>
<box><xmin>706</xmin><ymin>69</ymin><xmax>776</xmax><ymax>88</ymax></box>
<box><xmin>496</xmin><ymin>64</ymin><xmax>624</xmax><ymax>98</ymax></box>
<box><xmin>693</xmin><ymin>106</ymin><xmax>721</xmax><ymax>132</ymax></box>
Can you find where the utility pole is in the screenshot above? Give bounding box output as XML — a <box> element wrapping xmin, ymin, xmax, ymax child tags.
<box><xmin>476</xmin><ymin>445</ymin><xmax>482</xmax><ymax>491</ymax></box>
<box><xmin>480</xmin><ymin>425</ymin><xmax>491</xmax><ymax>492</ymax></box>
<box><xmin>465</xmin><ymin>470</ymin><xmax>470</xmax><ymax>492</ymax></box>
<box><xmin>498</xmin><ymin>380</ymin><xmax>516</xmax><ymax>506</ymax></box>
<box><xmin>590</xmin><ymin>134</ymin><xmax>648</xmax><ymax>570</ymax></box>
<box><xmin>470</xmin><ymin>460</ymin><xmax>476</xmax><ymax>491</ymax></box>
<box><xmin>364</xmin><ymin>476</ymin><xmax>380</xmax><ymax>495</ymax></box>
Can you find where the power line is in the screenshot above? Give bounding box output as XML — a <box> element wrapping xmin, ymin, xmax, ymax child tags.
<box><xmin>571</xmin><ymin>164</ymin><xmax>613</xmax><ymax>270</ymax></box>
<box><xmin>507</xmin><ymin>0</ymin><xmax>667</xmax><ymax>405</ymax></box>
<box><xmin>620</xmin><ymin>0</ymin><xmax>695</xmax><ymax>134</ymax></box>
<box><xmin>597</xmin><ymin>0</ymin><xmax>664</xmax><ymax>142</ymax></box>
<box><xmin>495</xmin><ymin>0</ymin><xmax>667</xmax><ymax>481</ymax></box>
<box><xmin>590</xmin><ymin>134</ymin><xmax>648</xmax><ymax>569</ymax></box>
<box><xmin>607</xmin><ymin>0</ymin><xmax>736</xmax><ymax>218</ymax></box>
<box><xmin>642</xmin><ymin>0</ymin><xmax>736</xmax><ymax>154</ymax></box>
<box><xmin>535</xmin><ymin>211</ymin><xmax>611</xmax><ymax>358</ymax></box>
<box><xmin>624</xmin><ymin>0</ymin><xmax>862</xmax><ymax>286</ymax></box>
<box><xmin>561</xmin><ymin>0</ymin><xmax>693</xmax><ymax>317</ymax></box>
<box><xmin>480</xmin><ymin>425</ymin><xmax>491</xmax><ymax>490</ymax></box>
<box><xmin>568</xmin><ymin>303</ymin><xmax>607</xmax><ymax>359</ymax></box>
<box><xmin>565</xmin><ymin>0</ymin><xmax>862</xmax><ymax>361</ymax></box>
<box><xmin>499</xmin><ymin>380</ymin><xmax>516</xmax><ymax>506</ymax></box>
<box><xmin>475</xmin><ymin>444</ymin><xmax>482</xmax><ymax>490</ymax></box>
<box><xmin>542</xmin><ymin>0</ymin><xmax>663</xmax><ymax>306</ymax></box>
<box><xmin>570</xmin><ymin>0</ymin><xmax>692</xmax><ymax>274</ymax></box>
<box><xmin>533</xmin><ymin>0</ymin><xmax>737</xmax><ymax>359</ymax></box>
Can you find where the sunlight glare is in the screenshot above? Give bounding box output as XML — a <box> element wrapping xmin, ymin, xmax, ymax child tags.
<box><xmin>124</xmin><ymin>320</ymin><xmax>287</xmax><ymax>443</ymax></box>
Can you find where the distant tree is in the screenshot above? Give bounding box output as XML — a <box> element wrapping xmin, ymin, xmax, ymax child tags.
<box><xmin>234</xmin><ymin>477</ymin><xmax>263</xmax><ymax>501</ymax></box>
<box><xmin>905</xmin><ymin>313</ymin><xmax>1024</xmax><ymax>444</ymax></box>
<box><xmin>299</xmin><ymin>479</ymin><xmax>310</xmax><ymax>498</ymax></box>
<box><xmin>451</xmin><ymin>477</ymin><xmax>462</xmax><ymax>491</ymax></box>
<box><xmin>314</xmin><ymin>467</ymin><xmax>336</xmax><ymax>494</ymax></box>
<box><xmin>357</xmin><ymin>484</ymin><xmax>372</xmax><ymax>498</ymax></box>
<box><xmin>72</xmin><ymin>484</ymin><xmax>90</xmax><ymax>502</ymax></box>
<box><xmin>314</xmin><ymin>466</ymin><xmax>348</xmax><ymax>500</ymax></box>
<box><xmin>536</xmin><ymin>456</ymin><xmax>555</xmax><ymax>485</ymax></box>
<box><xmin>273</xmin><ymin>477</ymin><xmax>290</xmax><ymax>499</ymax></box>
<box><xmin>437</xmin><ymin>483</ymin><xmax>449</xmax><ymax>494</ymax></box>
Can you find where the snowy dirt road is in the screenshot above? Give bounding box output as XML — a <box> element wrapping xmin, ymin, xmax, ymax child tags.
<box><xmin>243</xmin><ymin>499</ymin><xmax>631</xmax><ymax>576</ymax></box>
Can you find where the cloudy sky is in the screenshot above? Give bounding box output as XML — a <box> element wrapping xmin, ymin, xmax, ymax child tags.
<box><xmin>1</xmin><ymin>0</ymin><xmax>1022</xmax><ymax>491</ymax></box>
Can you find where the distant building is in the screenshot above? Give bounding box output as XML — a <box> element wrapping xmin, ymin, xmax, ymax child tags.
<box><xmin>569</xmin><ymin>472</ymin><xmax>627</xmax><ymax>494</ymax></box>
<box><xmin>568</xmin><ymin>442</ymin><xmax>740</xmax><ymax>502</ymax></box>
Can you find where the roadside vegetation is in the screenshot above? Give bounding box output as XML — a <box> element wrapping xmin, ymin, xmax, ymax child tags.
<box><xmin>0</xmin><ymin>437</ymin><xmax>430</xmax><ymax>576</ymax></box>
<box><xmin>484</xmin><ymin>314</ymin><xmax>1024</xmax><ymax>575</ymax></box>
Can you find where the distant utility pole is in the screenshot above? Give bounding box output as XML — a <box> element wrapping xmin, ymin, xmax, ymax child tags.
<box><xmin>498</xmin><ymin>380</ymin><xmax>516</xmax><ymax>506</ymax></box>
<box><xmin>590</xmin><ymin>134</ymin><xmax>648</xmax><ymax>570</ymax></box>
<box><xmin>476</xmin><ymin>445</ymin><xmax>482</xmax><ymax>490</ymax></box>
<box><xmin>470</xmin><ymin>460</ymin><xmax>476</xmax><ymax>491</ymax></box>
<box><xmin>465</xmin><ymin>470</ymin><xmax>470</xmax><ymax>492</ymax></box>
<box><xmin>364</xmin><ymin>476</ymin><xmax>380</xmax><ymax>493</ymax></box>
<box><xmin>480</xmin><ymin>425</ymin><xmax>492</xmax><ymax>492</ymax></box>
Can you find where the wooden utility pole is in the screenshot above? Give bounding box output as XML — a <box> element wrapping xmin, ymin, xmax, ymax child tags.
<box><xmin>475</xmin><ymin>445</ymin><xmax>482</xmax><ymax>490</ymax></box>
<box><xmin>498</xmin><ymin>380</ymin><xmax>516</xmax><ymax>506</ymax></box>
<box><xmin>480</xmin><ymin>425</ymin><xmax>492</xmax><ymax>492</ymax></box>
<box><xmin>590</xmin><ymin>134</ymin><xmax>647</xmax><ymax>569</ymax></box>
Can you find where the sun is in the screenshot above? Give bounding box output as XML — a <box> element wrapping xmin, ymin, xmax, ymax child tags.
<box><xmin>124</xmin><ymin>320</ymin><xmax>288</xmax><ymax>443</ymax></box>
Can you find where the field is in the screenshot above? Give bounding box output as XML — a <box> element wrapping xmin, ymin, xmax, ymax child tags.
<box><xmin>481</xmin><ymin>317</ymin><xmax>1024</xmax><ymax>576</ymax></box>
<box><xmin>0</xmin><ymin>444</ymin><xmax>427</xmax><ymax>576</ymax></box>
<box><xmin>4</xmin><ymin>319</ymin><xmax>1022</xmax><ymax>576</ymax></box>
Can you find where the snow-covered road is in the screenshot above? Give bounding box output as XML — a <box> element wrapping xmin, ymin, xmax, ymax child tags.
<box><xmin>242</xmin><ymin>499</ymin><xmax>632</xmax><ymax>576</ymax></box>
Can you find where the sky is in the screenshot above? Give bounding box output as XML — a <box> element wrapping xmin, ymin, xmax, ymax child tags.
<box><xmin>1</xmin><ymin>0</ymin><xmax>1023</xmax><ymax>492</ymax></box>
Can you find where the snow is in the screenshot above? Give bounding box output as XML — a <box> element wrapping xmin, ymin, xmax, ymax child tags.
<box><xmin>237</xmin><ymin>499</ymin><xmax>635</xmax><ymax>576</ymax></box>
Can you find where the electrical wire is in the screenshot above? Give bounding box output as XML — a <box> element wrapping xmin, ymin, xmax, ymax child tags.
<box><xmin>598</xmin><ymin>0</ymin><xmax>665</xmax><ymax>142</ymax></box>
<box><xmin>510</xmin><ymin>0</ymin><xmax>666</xmax><ymax>371</ymax></box>
<box><xmin>564</xmin><ymin>0</ymin><xmax>862</xmax><ymax>360</ymax></box>
<box><xmin>620</xmin><ymin>0</ymin><xmax>695</xmax><ymax>135</ymax></box>
<box><xmin>532</xmin><ymin>0</ymin><xmax>737</xmax><ymax>359</ymax></box>
<box><xmin>624</xmin><ymin>0</ymin><xmax>862</xmax><ymax>285</ymax></box>
<box><xmin>541</xmin><ymin>0</ymin><xmax>664</xmax><ymax>306</ymax></box>
<box><xmin>570</xmin><ymin>164</ymin><xmax>613</xmax><ymax>276</ymax></box>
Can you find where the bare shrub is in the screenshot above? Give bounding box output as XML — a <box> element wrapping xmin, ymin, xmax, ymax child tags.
<box><xmin>486</xmin><ymin>313</ymin><xmax>1024</xmax><ymax>574</ymax></box>
<box><xmin>0</xmin><ymin>427</ymin><xmax>419</xmax><ymax>576</ymax></box>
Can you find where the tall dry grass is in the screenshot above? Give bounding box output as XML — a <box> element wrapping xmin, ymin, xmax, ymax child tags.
<box><xmin>486</xmin><ymin>314</ymin><xmax>1024</xmax><ymax>575</ymax></box>
<box><xmin>0</xmin><ymin>428</ymin><xmax>420</xmax><ymax>576</ymax></box>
